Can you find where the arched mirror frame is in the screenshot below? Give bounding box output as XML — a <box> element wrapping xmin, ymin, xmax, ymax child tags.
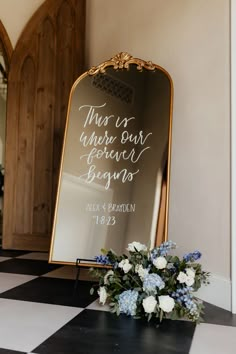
<box><xmin>49</xmin><ymin>52</ymin><xmax>174</xmax><ymax>267</ymax></box>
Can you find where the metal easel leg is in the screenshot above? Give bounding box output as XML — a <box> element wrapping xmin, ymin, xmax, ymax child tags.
<box><xmin>73</xmin><ymin>258</ymin><xmax>81</xmax><ymax>295</ymax></box>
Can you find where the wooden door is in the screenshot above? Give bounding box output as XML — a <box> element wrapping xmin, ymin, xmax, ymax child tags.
<box><xmin>2</xmin><ymin>0</ymin><xmax>86</xmax><ymax>250</ymax></box>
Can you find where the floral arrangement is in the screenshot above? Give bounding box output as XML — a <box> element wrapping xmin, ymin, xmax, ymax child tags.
<box><xmin>90</xmin><ymin>241</ymin><xmax>210</xmax><ymax>324</ymax></box>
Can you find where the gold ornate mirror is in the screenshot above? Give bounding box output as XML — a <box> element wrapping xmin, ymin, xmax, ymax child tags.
<box><xmin>49</xmin><ymin>53</ymin><xmax>173</xmax><ymax>266</ymax></box>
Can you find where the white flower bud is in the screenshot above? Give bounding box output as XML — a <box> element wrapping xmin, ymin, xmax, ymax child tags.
<box><xmin>98</xmin><ymin>286</ymin><xmax>107</xmax><ymax>305</ymax></box>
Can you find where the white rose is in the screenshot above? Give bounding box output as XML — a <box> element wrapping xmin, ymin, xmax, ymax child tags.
<box><xmin>185</xmin><ymin>268</ymin><xmax>195</xmax><ymax>286</ymax></box>
<box><xmin>135</xmin><ymin>264</ymin><xmax>149</xmax><ymax>280</ymax></box>
<box><xmin>186</xmin><ymin>268</ymin><xmax>195</xmax><ymax>278</ymax></box>
<box><xmin>153</xmin><ymin>256</ymin><xmax>167</xmax><ymax>270</ymax></box>
<box><xmin>158</xmin><ymin>295</ymin><xmax>175</xmax><ymax>313</ymax></box>
<box><xmin>142</xmin><ymin>295</ymin><xmax>157</xmax><ymax>313</ymax></box>
<box><xmin>127</xmin><ymin>241</ymin><xmax>147</xmax><ymax>252</ymax></box>
<box><xmin>98</xmin><ymin>286</ymin><xmax>107</xmax><ymax>305</ymax></box>
<box><xmin>118</xmin><ymin>259</ymin><xmax>132</xmax><ymax>273</ymax></box>
<box><xmin>118</xmin><ymin>259</ymin><xmax>126</xmax><ymax>268</ymax></box>
<box><xmin>123</xmin><ymin>261</ymin><xmax>132</xmax><ymax>273</ymax></box>
<box><xmin>177</xmin><ymin>271</ymin><xmax>187</xmax><ymax>283</ymax></box>
<box><xmin>185</xmin><ymin>276</ymin><xmax>195</xmax><ymax>286</ymax></box>
<box><xmin>104</xmin><ymin>270</ymin><xmax>114</xmax><ymax>285</ymax></box>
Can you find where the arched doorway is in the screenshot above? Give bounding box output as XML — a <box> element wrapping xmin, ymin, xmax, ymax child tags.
<box><xmin>2</xmin><ymin>0</ymin><xmax>86</xmax><ymax>251</ymax></box>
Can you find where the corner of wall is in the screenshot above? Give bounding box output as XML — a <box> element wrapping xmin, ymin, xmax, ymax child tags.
<box><xmin>196</xmin><ymin>273</ymin><xmax>231</xmax><ymax>311</ymax></box>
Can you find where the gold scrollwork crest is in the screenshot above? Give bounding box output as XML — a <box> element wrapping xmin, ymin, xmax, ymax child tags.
<box><xmin>88</xmin><ymin>52</ymin><xmax>156</xmax><ymax>76</ymax></box>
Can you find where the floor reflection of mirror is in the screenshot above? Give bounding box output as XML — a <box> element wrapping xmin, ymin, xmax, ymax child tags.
<box><xmin>0</xmin><ymin>248</ymin><xmax>235</xmax><ymax>353</ymax></box>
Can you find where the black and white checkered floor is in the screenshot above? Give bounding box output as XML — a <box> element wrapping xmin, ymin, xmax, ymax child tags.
<box><xmin>0</xmin><ymin>249</ymin><xmax>235</xmax><ymax>354</ymax></box>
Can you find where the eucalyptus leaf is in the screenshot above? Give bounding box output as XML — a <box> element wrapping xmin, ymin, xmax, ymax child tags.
<box><xmin>134</xmin><ymin>287</ymin><xmax>142</xmax><ymax>292</ymax></box>
<box><xmin>171</xmin><ymin>256</ymin><xmax>179</xmax><ymax>264</ymax></box>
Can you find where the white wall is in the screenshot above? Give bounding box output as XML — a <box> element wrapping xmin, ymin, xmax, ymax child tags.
<box><xmin>86</xmin><ymin>0</ymin><xmax>231</xmax><ymax>308</ymax></box>
<box><xmin>0</xmin><ymin>0</ymin><xmax>231</xmax><ymax>309</ymax></box>
<box><xmin>0</xmin><ymin>0</ymin><xmax>44</xmax><ymax>48</ymax></box>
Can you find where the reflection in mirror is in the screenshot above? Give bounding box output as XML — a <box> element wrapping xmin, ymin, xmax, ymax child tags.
<box><xmin>49</xmin><ymin>53</ymin><xmax>173</xmax><ymax>265</ymax></box>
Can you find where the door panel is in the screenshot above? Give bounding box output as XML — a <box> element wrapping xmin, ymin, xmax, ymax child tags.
<box><xmin>3</xmin><ymin>0</ymin><xmax>86</xmax><ymax>250</ymax></box>
<box><xmin>15</xmin><ymin>57</ymin><xmax>35</xmax><ymax>235</ymax></box>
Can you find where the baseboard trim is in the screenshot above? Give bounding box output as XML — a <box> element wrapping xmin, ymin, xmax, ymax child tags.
<box><xmin>196</xmin><ymin>273</ymin><xmax>231</xmax><ymax>312</ymax></box>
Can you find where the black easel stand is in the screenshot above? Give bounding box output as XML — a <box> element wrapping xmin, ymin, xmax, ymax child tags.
<box><xmin>73</xmin><ymin>258</ymin><xmax>97</xmax><ymax>295</ymax></box>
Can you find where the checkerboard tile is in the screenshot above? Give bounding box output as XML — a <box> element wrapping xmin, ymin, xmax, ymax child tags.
<box><xmin>86</xmin><ymin>299</ymin><xmax>110</xmax><ymax>312</ymax></box>
<box><xmin>0</xmin><ymin>298</ymin><xmax>82</xmax><ymax>352</ymax></box>
<box><xmin>0</xmin><ymin>272</ymin><xmax>36</xmax><ymax>293</ymax></box>
<box><xmin>0</xmin><ymin>257</ymin><xmax>11</xmax><ymax>262</ymax></box>
<box><xmin>0</xmin><ymin>250</ymin><xmax>29</xmax><ymax>258</ymax></box>
<box><xmin>0</xmin><ymin>251</ymin><xmax>235</xmax><ymax>353</ymax></box>
<box><xmin>42</xmin><ymin>265</ymin><xmax>78</xmax><ymax>280</ymax></box>
<box><xmin>0</xmin><ymin>258</ymin><xmax>60</xmax><ymax>276</ymax></box>
<box><xmin>0</xmin><ymin>276</ymin><xmax>98</xmax><ymax>307</ymax></box>
<box><xmin>189</xmin><ymin>323</ymin><xmax>236</xmax><ymax>354</ymax></box>
<box><xmin>34</xmin><ymin>310</ymin><xmax>196</xmax><ymax>354</ymax></box>
<box><xmin>43</xmin><ymin>265</ymin><xmax>94</xmax><ymax>281</ymax></box>
<box><xmin>16</xmin><ymin>252</ymin><xmax>49</xmax><ymax>261</ymax></box>
<box><xmin>0</xmin><ymin>349</ymin><xmax>25</xmax><ymax>353</ymax></box>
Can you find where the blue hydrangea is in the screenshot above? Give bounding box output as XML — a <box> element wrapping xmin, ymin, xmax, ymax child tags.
<box><xmin>151</xmin><ymin>241</ymin><xmax>176</xmax><ymax>259</ymax></box>
<box><xmin>183</xmin><ymin>251</ymin><xmax>202</xmax><ymax>262</ymax></box>
<box><xmin>172</xmin><ymin>286</ymin><xmax>193</xmax><ymax>301</ymax></box>
<box><xmin>95</xmin><ymin>255</ymin><xmax>111</xmax><ymax>265</ymax></box>
<box><xmin>185</xmin><ymin>299</ymin><xmax>198</xmax><ymax>315</ymax></box>
<box><xmin>172</xmin><ymin>287</ymin><xmax>198</xmax><ymax>317</ymax></box>
<box><xmin>118</xmin><ymin>290</ymin><xmax>139</xmax><ymax>316</ymax></box>
<box><xmin>143</xmin><ymin>273</ymin><xmax>165</xmax><ymax>293</ymax></box>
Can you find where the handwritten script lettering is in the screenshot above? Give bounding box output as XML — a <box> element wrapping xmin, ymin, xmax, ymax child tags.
<box><xmin>80</xmin><ymin>165</ymin><xmax>140</xmax><ymax>190</ymax></box>
<box><xmin>80</xmin><ymin>146</ymin><xmax>150</xmax><ymax>165</ymax></box>
<box><xmin>79</xmin><ymin>103</ymin><xmax>114</xmax><ymax>128</ymax></box>
<box><xmin>78</xmin><ymin>103</ymin><xmax>152</xmax><ymax>189</ymax></box>
<box><xmin>121</xmin><ymin>131</ymin><xmax>152</xmax><ymax>145</ymax></box>
<box><xmin>80</xmin><ymin>131</ymin><xmax>116</xmax><ymax>147</ymax></box>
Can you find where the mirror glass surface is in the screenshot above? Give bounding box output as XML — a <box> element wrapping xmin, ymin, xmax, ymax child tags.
<box><xmin>49</xmin><ymin>54</ymin><xmax>173</xmax><ymax>265</ymax></box>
